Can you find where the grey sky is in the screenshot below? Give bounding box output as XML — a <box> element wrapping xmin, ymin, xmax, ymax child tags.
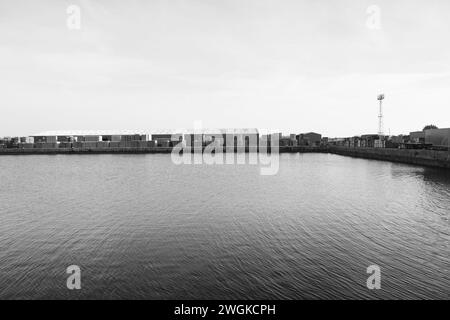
<box><xmin>1</xmin><ymin>0</ymin><xmax>449</xmax><ymax>137</ymax></box>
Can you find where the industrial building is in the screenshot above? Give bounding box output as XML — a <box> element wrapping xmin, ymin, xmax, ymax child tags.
<box><xmin>30</xmin><ymin>130</ymin><xmax>148</xmax><ymax>143</ymax></box>
<box><xmin>17</xmin><ymin>129</ymin><xmax>260</xmax><ymax>150</ymax></box>
<box><xmin>409</xmin><ymin>131</ymin><xmax>426</xmax><ymax>144</ymax></box>
<box><xmin>360</xmin><ymin>134</ymin><xmax>383</xmax><ymax>148</ymax></box>
<box><xmin>151</xmin><ymin>130</ymin><xmax>181</xmax><ymax>148</ymax></box>
<box><xmin>181</xmin><ymin>128</ymin><xmax>259</xmax><ymax>148</ymax></box>
<box><xmin>425</xmin><ymin>128</ymin><xmax>450</xmax><ymax>149</ymax></box>
<box><xmin>3</xmin><ymin>126</ymin><xmax>448</xmax><ymax>152</ymax></box>
<box><xmin>296</xmin><ymin>132</ymin><xmax>322</xmax><ymax>146</ymax></box>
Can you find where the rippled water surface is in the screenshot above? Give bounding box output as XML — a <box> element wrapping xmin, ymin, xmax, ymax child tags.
<box><xmin>0</xmin><ymin>153</ymin><xmax>449</xmax><ymax>299</ymax></box>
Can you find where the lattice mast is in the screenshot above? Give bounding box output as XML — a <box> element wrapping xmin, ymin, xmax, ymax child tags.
<box><xmin>377</xmin><ymin>94</ymin><xmax>385</xmax><ymax>136</ymax></box>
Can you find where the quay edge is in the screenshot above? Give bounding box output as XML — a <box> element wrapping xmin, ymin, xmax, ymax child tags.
<box><xmin>0</xmin><ymin>146</ymin><xmax>449</xmax><ymax>169</ymax></box>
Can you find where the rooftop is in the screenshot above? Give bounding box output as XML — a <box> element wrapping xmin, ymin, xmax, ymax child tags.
<box><xmin>32</xmin><ymin>128</ymin><xmax>260</xmax><ymax>136</ymax></box>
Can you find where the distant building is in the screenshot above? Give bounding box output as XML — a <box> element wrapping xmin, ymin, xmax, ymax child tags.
<box><xmin>279</xmin><ymin>136</ymin><xmax>291</xmax><ymax>147</ymax></box>
<box><xmin>31</xmin><ymin>130</ymin><xmax>148</xmax><ymax>145</ymax></box>
<box><xmin>32</xmin><ymin>136</ymin><xmax>51</xmax><ymax>143</ymax></box>
<box><xmin>425</xmin><ymin>128</ymin><xmax>450</xmax><ymax>149</ymax></box>
<box><xmin>360</xmin><ymin>134</ymin><xmax>382</xmax><ymax>148</ymax></box>
<box><xmin>386</xmin><ymin>135</ymin><xmax>408</xmax><ymax>148</ymax></box>
<box><xmin>297</xmin><ymin>132</ymin><xmax>322</xmax><ymax>146</ymax></box>
<box><xmin>46</xmin><ymin>136</ymin><xmax>58</xmax><ymax>143</ymax></box>
<box><xmin>374</xmin><ymin>139</ymin><xmax>385</xmax><ymax>148</ymax></box>
<box><xmin>84</xmin><ymin>135</ymin><xmax>101</xmax><ymax>142</ymax></box>
<box><xmin>26</xmin><ymin>137</ymin><xmax>34</xmax><ymax>144</ymax></box>
<box><xmin>57</xmin><ymin>136</ymin><xmax>73</xmax><ymax>143</ymax></box>
<box><xmin>327</xmin><ymin>138</ymin><xmax>345</xmax><ymax>146</ymax></box>
<box><xmin>289</xmin><ymin>134</ymin><xmax>298</xmax><ymax>146</ymax></box>
<box><xmin>347</xmin><ymin>136</ymin><xmax>361</xmax><ymax>148</ymax></box>
<box><xmin>409</xmin><ymin>131</ymin><xmax>425</xmax><ymax>144</ymax></box>
<box><xmin>121</xmin><ymin>134</ymin><xmax>146</xmax><ymax>142</ymax></box>
<box><xmin>111</xmin><ymin>135</ymin><xmax>122</xmax><ymax>142</ymax></box>
<box><xmin>151</xmin><ymin>131</ymin><xmax>176</xmax><ymax>147</ymax></box>
<box><xmin>222</xmin><ymin>129</ymin><xmax>259</xmax><ymax>148</ymax></box>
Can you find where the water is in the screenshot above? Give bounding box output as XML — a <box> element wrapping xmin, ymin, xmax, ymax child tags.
<box><xmin>0</xmin><ymin>153</ymin><xmax>448</xmax><ymax>299</ymax></box>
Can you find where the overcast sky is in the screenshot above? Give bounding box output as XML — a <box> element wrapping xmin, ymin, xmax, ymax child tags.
<box><xmin>0</xmin><ymin>0</ymin><xmax>449</xmax><ymax>137</ymax></box>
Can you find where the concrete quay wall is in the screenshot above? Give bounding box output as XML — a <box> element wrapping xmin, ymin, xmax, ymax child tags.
<box><xmin>329</xmin><ymin>146</ymin><xmax>450</xmax><ymax>169</ymax></box>
<box><xmin>0</xmin><ymin>146</ymin><xmax>325</xmax><ymax>155</ymax></box>
<box><xmin>1</xmin><ymin>146</ymin><xmax>449</xmax><ymax>169</ymax></box>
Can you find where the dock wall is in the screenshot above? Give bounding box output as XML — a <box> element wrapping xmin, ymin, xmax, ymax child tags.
<box><xmin>328</xmin><ymin>147</ymin><xmax>450</xmax><ymax>169</ymax></box>
<box><xmin>1</xmin><ymin>146</ymin><xmax>449</xmax><ymax>169</ymax></box>
<box><xmin>0</xmin><ymin>146</ymin><xmax>324</xmax><ymax>155</ymax></box>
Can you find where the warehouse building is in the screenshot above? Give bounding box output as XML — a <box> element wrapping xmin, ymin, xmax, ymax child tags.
<box><xmin>425</xmin><ymin>128</ymin><xmax>450</xmax><ymax>149</ymax></box>
<box><xmin>360</xmin><ymin>134</ymin><xmax>382</xmax><ymax>148</ymax></box>
<box><xmin>151</xmin><ymin>129</ymin><xmax>183</xmax><ymax>147</ymax></box>
<box><xmin>222</xmin><ymin>128</ymin><xmax>259</xmax><ymax>148</ymax></box>
<box><xmin>409</xmin><ymin>131</ymin><xmax>426</xmax><ymax>144</ymax></box>
<box><xmin>297</xmin><ymin>132</ymin><xmax>322</xmax><ymax>146</ymax></box>
<box><xmin>31</xmin><ymin>130</ymin><xmax>149</xmax><ymax>144</ymax></box>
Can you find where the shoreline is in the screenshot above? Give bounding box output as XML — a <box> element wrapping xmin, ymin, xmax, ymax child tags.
<box><xmin>0</xmin><ymin>146</ymin><xmax>326</xmax><ymax>155</ymax></box>
<box><xmin>1</xmin><ymin>146</ymin><xmax>449</xmax><ymax>169</ymax></box>
<box><xmin>328</xmin><ymin>146</ymin><xmax>450</xmax><ymax>169</ymax></box>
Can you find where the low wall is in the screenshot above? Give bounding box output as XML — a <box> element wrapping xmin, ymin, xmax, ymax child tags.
<box><xmin>2</xmin><ymin>146</ymin><xmax>449</xmax><ymax>169</ymax></box>
<box><xmin>0</xmin><ymin>148</ymin><xmax>174</xmax><ymax>155</ymax></box>
<box><xmin>329</xmin><ymin>147</ymin><xmax>450</xmax><ymax>169</ymax></box>
<box><xmin>0</xmin><ymin>146</ymin><xmax>325</xmax><ymax>155</ymax></box>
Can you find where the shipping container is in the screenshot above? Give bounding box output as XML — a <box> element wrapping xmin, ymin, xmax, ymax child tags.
<box><xmin>57</xmin><ymin>136</ymin><xmax>73</xmax><ymax>143</ymax></box>
<box><xmin>84</xmin><ymin>135</ymin><xmax>101</xmax><ymax>142</ymax></box>
<box><xmin>155</xmin><ymin>138</ymin><xmax>171</xmax><ymax>147</ymax></box>
<box><xmin>121</xmin><ymin>134</ymin><xmax>141</xmax><ymax>142</ymax></box>
<box><xmin>39</xmin><ymin>143</ymin><xmax>59</xmax><ymax>149</ymax></box>
<box><xmin>138</xmin><ymin>141</ymin><xmax>148</xmax><ymax>148</ymax></box>
<box><xmin>159</xmin><ymin>140</ymin><xmax>170</xmax><ymax>148</ymax></box>
<box><xmin>152</xmin><ymin>134</ymin><xmax>173</xmax><ymax>141</ymax></box>
<box><xmin>96</xmin><ymin>141</ymin><xmax>110</xmax><ymax>148</ymax></box>
<box><xmin>19</xmin><ymin>143</ymin><xmax>34</xmax><ymax>149</ymax></box>
<box><xmin>59</xmin><ymin>142</ymin><xmax>72</xmax><ymax>149</ymax></box>
<box><xmin>82</xmin><ymin>142</ymin><xmax>98</xmax><ymax>149</ymax></box>
<box><xmin>119</xmin><ymin>141</ymin><xmax>131</xmax><ymax>148</ymax></box>
<box><xmin>31</xmin><ymin>136</ymin><xmax>46</xmax><ymax>143</ymax></box>
<box><xmin>131</xmin><ymin>141</ymin><xmax>140</xmax><ymax>148</ymax></box>
<box><xmin>46</xmin><ymin>136</ymin><xmax>58</xmax><ymax>143</ymax></box>
<box><xmin>374</xmin><ymin>139</ymin><xmax>385</xmax><ymax>148</ymax></box>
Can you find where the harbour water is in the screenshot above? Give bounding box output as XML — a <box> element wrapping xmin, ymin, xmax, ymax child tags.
<box><xmin>0</xmin><ymin>153</ymin><xmax>448</xmax><ymax>299</ymax></box>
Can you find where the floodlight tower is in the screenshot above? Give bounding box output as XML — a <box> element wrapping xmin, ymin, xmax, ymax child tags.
<box><xmin>377</xmin><ymin>94</ymin><xmax>385</xmax><ymax>136</ymax></box>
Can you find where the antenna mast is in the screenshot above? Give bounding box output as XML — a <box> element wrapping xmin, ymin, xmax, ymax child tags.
<box><xmin>377</xmin><ymin>94</ymin><xmax>385</xmax><ymax>136</ymax></box>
